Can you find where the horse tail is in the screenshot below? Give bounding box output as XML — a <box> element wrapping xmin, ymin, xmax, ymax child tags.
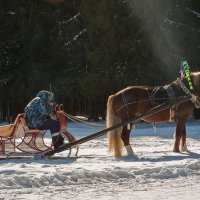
<box><xmin>106</xmin><ymin>95</ymin><xmax>123</xmax><ymax>157</ymax></box>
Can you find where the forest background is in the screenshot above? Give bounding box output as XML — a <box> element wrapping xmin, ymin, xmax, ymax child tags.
<box><xmin>1</xmin><ymin>0</ymin><xmax>200</xmax><ymax>121</ymax></box>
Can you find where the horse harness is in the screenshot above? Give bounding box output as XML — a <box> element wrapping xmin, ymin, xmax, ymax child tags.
<box><xmin>149</xmin><ymin>84</ymin><xmax>176</xmax><ymax>122</ymax></box>
<box><xmin>149</xmin><ymin>85</ymin><xmax>175</xmax><ymax>104</ymax></box>
<box><xmin>121</xmin><ymin>90</ymin><xmax>130</xmax><ymax>120</ymax></box>
<box><xmin>118</xmin><ymin>77</ymin><xmax>200</xmax><ymax>122</ymax></box>
<box><xmin>176</xmin><ymin>78</ymin><xmax>200</xmax><ymax>108</ymax></box>
<box><xmin>151</xmin><ymin>78</ymin><xmax>200</xmax><ymax>107</ymax></box>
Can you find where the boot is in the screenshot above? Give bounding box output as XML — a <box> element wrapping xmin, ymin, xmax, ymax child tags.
<box><xmin>52</xmin><ymin>133</ymin><xmax>64</xmax><ymax>149</ymax></box>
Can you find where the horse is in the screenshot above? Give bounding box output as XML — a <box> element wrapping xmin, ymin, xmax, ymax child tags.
<box><xmin>106</xmin><ymin>72</ymin><xmax>200</xmax><ymax>157</ymax></box>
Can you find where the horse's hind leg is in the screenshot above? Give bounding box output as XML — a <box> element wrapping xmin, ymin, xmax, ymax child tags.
<box><xmin>180</xmin><ymin>125</ymin><xmax>188</xmax><ymax>152</ymax></box>
<box><xmin>121</xmin><ymin>124</ymin><xmax>134</xmax><ymax>156</ymax></box>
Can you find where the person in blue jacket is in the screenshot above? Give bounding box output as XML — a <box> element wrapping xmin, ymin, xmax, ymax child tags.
<box><xmin>24</xmin><ymin>90</ymin><xmax>64</xmax><ymax>148</ymax></box>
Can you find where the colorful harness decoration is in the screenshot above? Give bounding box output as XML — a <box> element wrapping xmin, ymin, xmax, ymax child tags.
<box><xmin>178</xmin><ymin>60</ymin><xmax>200</xmax><ymax>108</ymax></box>
<box><xmin>181</xmin><ymin>60</ymin><xmax>194</xmax><ymax>90</ymax></box>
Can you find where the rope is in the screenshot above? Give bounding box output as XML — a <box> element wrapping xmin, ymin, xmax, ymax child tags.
<box><xmin>64</xmin><ymin>113</ymin><xmax>97</xmax><ymax>129</ymax></box>
<box><xmin>63</xmin><ymin>112</ymin><xmax>105</xmax><ymax>128</ymax></box>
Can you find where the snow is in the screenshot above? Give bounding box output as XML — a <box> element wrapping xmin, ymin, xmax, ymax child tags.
<box><xmin>60</xmin><ymin>13</ymin><xmax>80</xmax><ymax>24</ymax></box>
<box><xmin>162</xmin><ymin>18</ymin><xmax>200</xmax><ymax>34</ymax></box>
<box><xmin>8</xmin><ymin>11</ymin><xmax>16</xmax><ymax>15</ymax></box>
<box><xmin>187</xmin><ymin>9</ymin><xmax>200</xmax><ymax>18</ymax></box>
<box><xmin>65</xmin><ymin>28</ymin><xmax>86</xmax><ymax>46</ymax></box>
<box><xmin>1</xmin><ymin>120</ymin><xmax>200</xmax><ymax>199</ymax></box>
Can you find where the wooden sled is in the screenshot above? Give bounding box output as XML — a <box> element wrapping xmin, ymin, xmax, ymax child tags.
<box><xmin>0</xmin><ymin>110</ymin><xmax>79</xmax><ymax>158</ymax></box>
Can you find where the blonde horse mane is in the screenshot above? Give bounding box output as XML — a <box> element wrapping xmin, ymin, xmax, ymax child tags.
<box><xmin>106</xmin><ymin>95</ymin><xmax>124</xmax><ymax>157</ymax></box>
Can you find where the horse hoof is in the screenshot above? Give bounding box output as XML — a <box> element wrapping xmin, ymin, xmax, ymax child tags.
<box><xmin>173</xmin><ymin>148</ymin><xmax>180</xmax><ymax>153</ymax></box>
<box><xmin>126</xmin><ymin>145</ymin><xmax>135</xmax><ymax>156</ymax></box>
<box><xmin>181</xmin><ymin>145</ymin><xmax>188</xmax><ymax>152</ymax></box>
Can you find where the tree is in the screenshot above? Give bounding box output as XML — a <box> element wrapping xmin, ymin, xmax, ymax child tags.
<box><xmin>1</xmin><ymin>0</ymin><xmax>200</xmax><ymax>121</ymax></box>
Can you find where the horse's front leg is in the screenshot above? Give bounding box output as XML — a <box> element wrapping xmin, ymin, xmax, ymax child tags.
<box><xmin>121</xmin><ymin>124</ymin><xmax>135</xmax><ymax>156</ymax></box>
<box><xmin>173</xmin><ymin>119</ymin><xmax>185</xmax><ymax>152</ymax></box>
<box><xmin>180</xmin><ymin>125</ymin><xmax>188</xmax><ymax>152</ymax></box>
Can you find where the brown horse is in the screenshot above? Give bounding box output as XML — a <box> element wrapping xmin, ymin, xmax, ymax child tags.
<box><xmin>106</xmin><ymin>72</ymin><xmax>200</xmax><ymax>157</ymax></box>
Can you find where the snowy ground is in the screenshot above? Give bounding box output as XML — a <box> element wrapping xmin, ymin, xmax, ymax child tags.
<box><xmin>1</xmin><ymin>120</ymin><xmax>200</xmax><ymax>200</ymax></box>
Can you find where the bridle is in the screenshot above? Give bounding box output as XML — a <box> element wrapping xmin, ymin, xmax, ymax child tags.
<box><xmin>176</xmin><ymin>78</ymin><xmax>200</xmax><ymax>108</ymax></box>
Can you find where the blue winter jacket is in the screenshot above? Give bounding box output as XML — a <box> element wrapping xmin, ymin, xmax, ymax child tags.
<box><xmin>25</xmin><ymin>90</ymin><xmax>54</xmax><ymax>128</ymax></box>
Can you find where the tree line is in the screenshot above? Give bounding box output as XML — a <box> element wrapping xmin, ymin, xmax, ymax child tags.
<box><xmin>0</xmin><ymin>0</ymin><xmax>200</xmax><ymax>121</ymax></box>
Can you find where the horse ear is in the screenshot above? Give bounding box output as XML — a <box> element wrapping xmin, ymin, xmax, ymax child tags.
<box><xmin>180</xmin><ymin>70</ymin><xmax>185</xmax><ymax>79</ymax></box>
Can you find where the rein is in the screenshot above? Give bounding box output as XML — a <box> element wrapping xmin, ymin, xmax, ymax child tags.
<box><xmin>62</xmin><ymin>112</ymin><xmax>105</xmax><ymax>128</ymax></box>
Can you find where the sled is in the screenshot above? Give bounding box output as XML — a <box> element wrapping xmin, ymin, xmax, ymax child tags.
<box><xmin>0</xmin><ymin>108</ymin><xmax>79</xmax><ymax>158</ymax></box>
